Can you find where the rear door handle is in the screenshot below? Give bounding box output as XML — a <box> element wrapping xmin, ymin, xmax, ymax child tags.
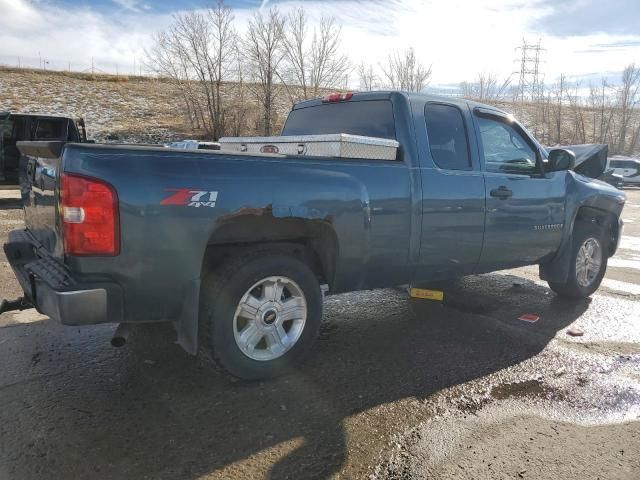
<box><xmin>490</xmin><ymin>186</ymin><xmax>513</xmax><ymax>199</ymax></box>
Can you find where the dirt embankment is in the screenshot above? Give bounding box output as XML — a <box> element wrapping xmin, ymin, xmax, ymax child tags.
<box><xmin>0</xmin><ymin>67</ymin><xmax>192</xmax><ymax>143</ymax></box>
<box><xmin>0</xmin><ymin>67</ymin><xmax>300</xmax><ymax>144</ymax></box>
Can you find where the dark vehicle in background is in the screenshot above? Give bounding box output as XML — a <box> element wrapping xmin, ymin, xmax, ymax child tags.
<box><xmin>0</xmin><ymin>112</ymin><xmax>87</xmax><ymax>184</ymax></box>
<box><xmin>4</xmin><ymin>91</ymin><xmax>626</xmax><ymax>380</ymax></box>
<box><xmin>599</xmin><ymin>168</ymin><xmax>625</xmax><ymax>189</ymax></box>
<box><xmin>608</xmin><ymin>157</ymin><xmax>640</xmax><ymax>185</ymax></box>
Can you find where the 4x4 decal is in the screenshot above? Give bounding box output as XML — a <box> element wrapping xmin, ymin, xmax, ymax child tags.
<box><xmin>161</xmin><ymin>189</ymin><xmax>218</xmax><ymax>208</ymax></box>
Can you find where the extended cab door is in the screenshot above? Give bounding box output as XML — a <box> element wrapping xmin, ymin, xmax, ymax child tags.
<box><xmin>473</xmin><ymin>109</ymin><xmax>566</xmax><ymax>270</ymax></box>
<box><xmin>414</xmin><ymin>101</ymin><xmax>486</xmax><ymax>282</ymax></box>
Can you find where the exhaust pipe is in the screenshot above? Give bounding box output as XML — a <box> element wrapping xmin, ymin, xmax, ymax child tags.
<box><xmin>111</xmin><ymin>323</ymin><xmax>130</xmax><ymax>348</ymax></box>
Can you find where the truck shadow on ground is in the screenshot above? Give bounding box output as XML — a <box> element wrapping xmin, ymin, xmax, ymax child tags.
<box><xmin>0</xmin><ymin>273</ymin><xmax>590</xmax><ymax>480</ymax></box>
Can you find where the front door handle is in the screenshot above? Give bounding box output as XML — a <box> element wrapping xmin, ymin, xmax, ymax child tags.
<box><xmin>490</xmin><ymin>186</ymin><xmax>513</xmax><ymax>199</ymax></box>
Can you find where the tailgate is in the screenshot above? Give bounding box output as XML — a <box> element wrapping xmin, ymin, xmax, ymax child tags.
<box><xmin>17</xmin><ymin>141</ymin><xmax>65</xmax><ymax>257</ymax></box>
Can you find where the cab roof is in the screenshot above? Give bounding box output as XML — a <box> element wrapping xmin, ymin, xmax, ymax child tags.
<box><xmin>292</xmin><ymin>90</ymin><xmax>510</xmax><ymax>116</ymax></box>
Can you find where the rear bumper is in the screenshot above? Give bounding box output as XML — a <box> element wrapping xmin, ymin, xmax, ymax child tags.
<box><xmin>3</xmin><ymin>229</ymin><xmax>123</xmax><ymax>325</ymax></box>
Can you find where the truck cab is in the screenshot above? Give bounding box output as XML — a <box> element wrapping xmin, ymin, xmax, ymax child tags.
<box><xmin>0</xmin><ymin>112</ymin><xmax>86</xmax><ymax>184</ymax></box>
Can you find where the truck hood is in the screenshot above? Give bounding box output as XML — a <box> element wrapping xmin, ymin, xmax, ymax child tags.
<box><xmin>553</xmin><ymin>143</ymin><xmax>608</xmax><ymax>179</ymax></box>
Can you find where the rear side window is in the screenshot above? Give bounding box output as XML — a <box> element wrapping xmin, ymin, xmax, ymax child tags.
<box><xmin>34</xmin><ymin>119</ymin><xmax>66</xmax><ymax>140</ymax></box>
<box><xmin>282</xmin><ymin>100</ymin><xmax>396</xmax><ymax>140</ymax></box>
<box><xmin>1</xmin><ymin>117</ymin><xmax>15</xmax><ymax>142</ymax></box>
<box><xmin>425</xmin><ymin>104</ymin><xmax>471</xmax><ymax>170</ymax></box>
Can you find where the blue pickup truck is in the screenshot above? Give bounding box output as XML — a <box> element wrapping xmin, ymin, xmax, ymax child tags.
<box><xmin>4</xmin><ymin>91</ymin><xmax>626</xmax><ymax>379</ymax></box>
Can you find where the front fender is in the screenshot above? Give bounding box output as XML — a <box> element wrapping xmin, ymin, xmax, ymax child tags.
<box><xmin>540</xmin><ymin>172</ymin><xmax>625</xmax><ymax>283</ymax></box>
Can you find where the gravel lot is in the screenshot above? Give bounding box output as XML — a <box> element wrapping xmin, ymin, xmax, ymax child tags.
<box><xmin>0</xmin><ymin>187</ymin><xmax>639</xmax><ymax>479</ymax></box>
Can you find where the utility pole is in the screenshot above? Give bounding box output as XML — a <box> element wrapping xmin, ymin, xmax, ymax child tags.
<box><xmin>514</xmin><ymin>38</ymin><xmax>545</xmax><ymax>103</ymax></box>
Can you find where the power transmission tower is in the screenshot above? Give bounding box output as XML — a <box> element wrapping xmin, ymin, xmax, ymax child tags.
<box><xmin>514</xmin><ymin>39</ymin><xmax>545</xmax><ymax>103</ymax></box>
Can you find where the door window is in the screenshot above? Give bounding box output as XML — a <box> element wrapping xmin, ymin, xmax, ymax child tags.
<box><xmin>477</xmin><ymin>116</ymin><xmax>538</xmax><ymax>174</ymax></box>
<box><xmin>425</xmin><ymin>104</ymin><xmax>471</xmax><ymax>171</ymax></box>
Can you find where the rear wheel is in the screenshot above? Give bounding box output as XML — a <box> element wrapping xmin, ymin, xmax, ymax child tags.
<box><xmin>548</xmin><ymin>224</ymin><xmax>608</xmax><ymax>298</ymax></box>
<box><xmin>200</xmin><ymin>252</ymin><xmax>322</xmax><ymax>380</ymax></box>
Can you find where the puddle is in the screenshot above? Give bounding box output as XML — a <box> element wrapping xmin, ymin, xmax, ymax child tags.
<box><xmin>491</xmin><ymin>379</ymin><xmax>557</xmax><ymax>400</ymax></box>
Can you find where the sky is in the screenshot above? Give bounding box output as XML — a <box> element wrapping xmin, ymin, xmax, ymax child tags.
<box><xmin>1</xmin><ymin>0</ymin><xmax>639</xmax><ymax>89</ymax></box>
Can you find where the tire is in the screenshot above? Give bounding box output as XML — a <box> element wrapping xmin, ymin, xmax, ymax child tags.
<box><xmin>200</xmin><ymin>252</ymin><xmax>322</xmax><ymax>380</ymax></box>
<box><xmin>548</xmin><ymin>223</ymin><xmax>608</xmax><ymax>298</ymax></box>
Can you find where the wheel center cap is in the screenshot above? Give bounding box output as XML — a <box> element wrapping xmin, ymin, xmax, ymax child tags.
<box><xmin>263</xmin><ymin>309</ymin><xmax>278</xmax><ymax>325</ymax></box>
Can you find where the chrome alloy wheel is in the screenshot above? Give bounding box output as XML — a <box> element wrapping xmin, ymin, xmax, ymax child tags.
<box><xmin>233</xmin><ymin>276</ymin><xmax>307</xmax><ymax>361</ymax></box>
<box><xmin>576</xmin><ymin>237</ymin><xmax>602</xmax><ymax>288</ymax></box>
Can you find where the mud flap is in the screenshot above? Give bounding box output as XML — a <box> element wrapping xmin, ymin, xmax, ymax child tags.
<box><xmin>173</xmin><ymin>278</ymin><xmax>201</xmax><ymax>355</ymax></box>
<box><xmin>539</xmin><ymin>242</ymin><xmax>571</xmax><ymax>283</ymax></box>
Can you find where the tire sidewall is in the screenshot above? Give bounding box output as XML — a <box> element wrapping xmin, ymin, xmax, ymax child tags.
<box><xmin>205</xmin><ymin>254</ymin><xmax>322</xmax><ymax>379</ymax></box>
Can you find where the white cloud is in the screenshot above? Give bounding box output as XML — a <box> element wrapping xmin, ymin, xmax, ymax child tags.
<box><xmin>0</xmin><ymin>0</ymin><xmax>639</xmax><ymax>86</ymax></box>
<box><xmin>0</xmin><ymin>0</ymin><xmax>171</xmax><ymax>73</ymax></box>
<box><xmin>112</xmin><ymin>0</ymin><xmax>147</xmax><ymax>12</ymax></box>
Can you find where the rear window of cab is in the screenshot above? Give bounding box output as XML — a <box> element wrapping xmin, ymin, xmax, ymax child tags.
<box><xmin>282</xmin><ymin>100</ymin><xmax>396</xmax><ymax>140</ymax></box>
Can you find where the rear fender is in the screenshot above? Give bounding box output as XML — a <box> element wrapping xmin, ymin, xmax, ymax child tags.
<box><xmin>174</xmin><ymin>211</ymin><xmax>340</xmax><ymax>355</ymax></box>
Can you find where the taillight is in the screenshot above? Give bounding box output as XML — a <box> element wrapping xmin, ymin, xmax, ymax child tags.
<box><xmin>61</xmin><ymin>173</ymin><xmax>119</xmax><ymax>256</ymax></box>
<box><xmin>322</xmin><ymin>92</ymin><xmax>353</xmax><ymax>103</ymax></box>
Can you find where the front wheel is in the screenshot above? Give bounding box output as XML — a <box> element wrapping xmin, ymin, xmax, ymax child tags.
<box><xmin>548</xmin><ymin>224</ymin><xmax>608</xmax><ymax>298</ymax></box>
<box><xmin>200</xmin><ymin>252</ymin><xmax>322</xmax><ymax>380</ymax></box>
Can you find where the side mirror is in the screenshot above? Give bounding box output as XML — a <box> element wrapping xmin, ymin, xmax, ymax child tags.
<box><xmin>547</xmin><ymin>148</ymin><xmax>575</xmax><ymax>172</ymax></box>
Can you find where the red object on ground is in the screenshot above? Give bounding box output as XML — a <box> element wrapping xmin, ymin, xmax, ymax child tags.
<box><xmin>518</xmin><ymin>314</ymin><xmax>540</xmax><ymax>323</ymax></box>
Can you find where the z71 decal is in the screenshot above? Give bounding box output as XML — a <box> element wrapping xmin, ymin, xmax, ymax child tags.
<box><xmin>161</xmin><ymin>189</ymin><xmax>219</xmax><ymax>208</ymax></box>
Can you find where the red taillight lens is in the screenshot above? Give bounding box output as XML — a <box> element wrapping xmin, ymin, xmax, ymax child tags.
<box><xmin>322</xmin><ymin>92</ymin><xmax>353</xmax><ymax>103</ymax></box>
<box><xmin>61</xmin><ymin>174</ymin><xmax>119</xmax><ymax>256</ymax></box>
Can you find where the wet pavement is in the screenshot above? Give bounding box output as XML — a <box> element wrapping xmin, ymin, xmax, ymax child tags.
<box><xmin>0</xmin><ymin>188</ymin><xmax>639</xmax><ymax>479</ymax></box>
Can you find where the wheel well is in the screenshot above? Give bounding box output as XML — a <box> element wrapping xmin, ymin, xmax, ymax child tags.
<box><xmin>574</xmin><ymin>206</ymin><xmax>619</xmax><ymax>256</ymax></box>
<box><xmin>202</xmin><ymin>218</ymin><xmax>338</xmax><ymax>290</ymax></box>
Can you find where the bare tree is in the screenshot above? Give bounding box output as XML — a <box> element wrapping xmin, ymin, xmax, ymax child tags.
<box><xmin>616</xmin><ymin>63</ymin><xmax>640</xmax><ymax>154</ymax></box>
<box><xmin>146</xmin><ymin>30</ymin><xmax>203</xmax><ymax>130</ymax></box>
<box><xmin>244</xmin><ymin>7</ymin><xmax>286</xmax><ymax>135</ymax></box>
<box><xmin>358</xmin><ymin>62</ymin><xmax>377</xmax><ymax>91</ymax></box>
<box><xmin>380</xmin><ymin>48</ymin><xmax>431</xmax><ymax>92</ymax></box>
<box><xmin>227</xmin><ymin>48</ymin><xmax>250</xmax><ymax>137</ymax></box>
<box><xmin>460</xmin><ymin>73</ymin><xmax>512</xmax><ymax>101</ymax></box>
<box><xmin>281</xmin><ymin>8</ymin><xmax>351</xmax><ymax>101</ymax></box>
<box><xmin>549</xmin><ymin>73</ymin><xmax>566</xmax><ymax>145</ymax></box>
<box><xmin>566</xmin><ymin>81</ymin><xmax>586</xmax><ymax>144</ymax></box>
<box><xmin>586</xmin><ymin>78</ymin><xmax>615</xmax><ymax>145</ymax></box>
<box><xmin>145</xmin><ymin>0</ymin><xmax>236</xmax><ymax>139</ymax></box>
<box><xmin>207</xmin><ymin>1</ymin><xmax>237</xmax><ymax>138</ymax></box>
